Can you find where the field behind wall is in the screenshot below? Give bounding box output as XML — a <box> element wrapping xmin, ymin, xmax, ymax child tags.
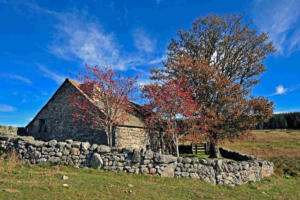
<box><xmin>0</xmin><ymin>129</ymin><xmax>299</xmax><ymax>200</ymax></box>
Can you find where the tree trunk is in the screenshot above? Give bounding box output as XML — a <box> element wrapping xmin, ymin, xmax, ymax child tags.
<box><xmin>175</xmin><ymin>137</ymin><xmax>180</xmax><ymax>157</ymax></box>
<box><xmin>106</xmin><ymin>126</ymin><xmax>113</xmax><ymax>147</ymax></box>
<box><xmin>209</xmin><ymin>142</ymin><xmax>221</xmax><ymax>158</ymax></box>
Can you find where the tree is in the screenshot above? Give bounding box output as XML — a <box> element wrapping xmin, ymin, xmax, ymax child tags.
<box><xmin>68</xmin><ymin>65</ymin><xmax>138</xmax><ymax>147</ymax></box>
<box><xmin>151</xmin><ymin>14</ymin><xmax>275</xmax><ymax>158</ymax></box>
<box><xmin>142</xmin><ymin>77</ymin><xmax>203</xmax><ymax>157</ymax></box>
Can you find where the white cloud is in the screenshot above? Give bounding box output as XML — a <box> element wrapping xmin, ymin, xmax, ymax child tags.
<box><xmin>270</xmin><ymin>83</ymin><xmax>300</xmax><ymax>96</ymax></box>
<box><xmin>252</xmin><ymin>0</ymin><xmax>300</xmax><ymax>54</ymax></box>
<box><xmin>275</xmin><ymin>85</ymin><xmax>287</xmax><ymax>95</ymax></box>
<box><xmin>38</xmin><ymin>64</ymin><xmax>65</xmax><ymax>84</ymax></box>
<box><xmin>16</xmin><ymin>3</ymin><xmax>162</xmax><ymax>72</ymax></box>
<box><xmin>133</xmin><ymin>29</ymin><xmax>156</xmax><ymax>53</ymax></box>
<box><xmin>0</xmin><ymin>104</ymin><xmax>15</xmax><ymax>112</ymax></box>
<box><xmin>9</xmin><ymin>74</ymin><xmax>32</xmax><ymax>85</ymax></box>
<box><xmin>50</xmin><ymin>13</ymin><xmax>151</xmax><ymax>71</ymax></box>
<box><xmin>148</xmin><ymin>55</ymin><xmax>166</xmax><ymax>65</ymax></box>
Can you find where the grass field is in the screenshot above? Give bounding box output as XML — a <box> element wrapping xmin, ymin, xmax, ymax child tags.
<box><xmin>0</xmin><ymin>130</ymin><xmax>300</xmax><ymax>200</ymax></box>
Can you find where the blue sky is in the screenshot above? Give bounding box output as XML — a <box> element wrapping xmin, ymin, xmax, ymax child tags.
<box><xmin>0</xmin><ymin>0</ymin><xmax>299</xmax><ymax>127</ymax></box>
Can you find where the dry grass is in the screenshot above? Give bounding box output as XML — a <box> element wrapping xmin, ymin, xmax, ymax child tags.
<box><xmin>222</xmin><ymin>129</ymin><xmax>300</xmax><ymax>159</ymax></box>
<box><xmin>222</xmin><ymin>129</ymin><xmax>300</xmax><ymax>177</ymax></box>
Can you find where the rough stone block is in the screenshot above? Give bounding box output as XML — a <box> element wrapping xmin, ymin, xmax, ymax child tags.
<box><xmin>91</xmin><ymin>153</ymin><xmax>103</xmax><ymax>168</ymax></box>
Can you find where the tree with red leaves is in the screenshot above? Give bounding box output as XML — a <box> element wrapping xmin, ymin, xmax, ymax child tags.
<box><xmin>68</xmin><ymin>65</ymin><xmax>138</xmax><ymax>147</ymax></box>
<box><xmin>142</xmin><ymin>78</ymin><xmax>205</xmax><ymax>157</ymax></box>
<box><xmin>151</xmin><ymin>14</ymin><xmax>274</xmax><ymax>158</ymax></box>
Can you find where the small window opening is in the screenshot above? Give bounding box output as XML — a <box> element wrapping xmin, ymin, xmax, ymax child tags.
<box><xmin>38</xmin><ymin>119</ymin><xmax>48</xmax><ymax>133</ymax></box>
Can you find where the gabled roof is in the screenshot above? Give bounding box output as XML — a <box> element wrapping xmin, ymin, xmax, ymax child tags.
<box><xmin>26</xmin><ymin>78</ymin><xmax>146</xmax><ymax>128</ymax></box>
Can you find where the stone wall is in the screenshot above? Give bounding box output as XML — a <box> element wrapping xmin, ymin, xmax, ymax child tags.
<box><xmin>0</xmin><ymin>135</ymin><xmax>273</xmax><ymax>186</ymax></box>
<box><xmin>115</xmin><ymin>126</ymin><xmax>149</xmax><ymax>149</ymax></box>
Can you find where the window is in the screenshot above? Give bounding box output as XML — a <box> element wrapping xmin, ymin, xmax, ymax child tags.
<box><xmin>38</xmin><ymin>119</ymin><xmax>48</xmax><ymax>133</ymax></box>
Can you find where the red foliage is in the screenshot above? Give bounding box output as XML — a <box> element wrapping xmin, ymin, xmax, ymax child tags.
<box><xmin>68</xmin><ymin>65</ymin><xmax>138</xmax><ymax>147</ymax></box>
<box><xmin>142</xmin><ymin>77</ymin><xmax>208</xmax><ymax>156</ymax></box>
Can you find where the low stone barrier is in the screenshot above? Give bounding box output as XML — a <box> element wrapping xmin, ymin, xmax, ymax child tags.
<box><xmin>0</xmin><ymin>135</ymin><xmax>273</xmax><ymax>186</ymax></box>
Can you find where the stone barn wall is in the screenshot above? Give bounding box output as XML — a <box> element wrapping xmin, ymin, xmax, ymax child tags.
<box><xmin>26</xmin><ymin>80</ymin><xmax>108</xmax><ymax>145</ymax></box>
<box><xmin>26</xmin><ymin>79</ymin><xmax>149</xmax><ymax>150</ymax></box>
<box><xmin>115</xmin><ymin>126</ymin><xmax>149</xmax><ymax>150</ymax></box>
<box><xmin>0</xmin><ymin>134</ymin><xmax>274</xmax><ymax>186</ymax></box>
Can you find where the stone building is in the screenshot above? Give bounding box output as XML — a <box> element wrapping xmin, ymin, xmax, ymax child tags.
<box><xmin>26</xmin><ymin>78</ymin><xmax>149</xmax><ymax>149</ymax></box>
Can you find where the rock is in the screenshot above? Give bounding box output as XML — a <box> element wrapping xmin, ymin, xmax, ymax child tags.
<box><xmin>91</xmin><ymin>153</ymin><xmax>103</xmax><ymax>168</ymax></box>
<box><xmin>48</xmin><ymin>140</ymin><xmax>57</xmax><ymax>147</ymax></box>
<box><xmin>160</xmin><ymin>164</ymin><xmax>175</xmax><ymax>177</ymax></box>
<box><xmin>132</xmin><ymin>149</ymin><xmax>141</xmax><ymax>163</ymax></box>
<box><xmin>97</xmin><ymin>145</ymin><xmax>111</xmax><ymax>153</ymax></box>
<box><xmin>63</xmin><ymin>184</ymin><xmax>69</xmax><ymax>188</ymax></box>
<box><xmin>155</xmin><ymin>154</ymin><xmax>177</xmax><ymax>164</ymax></box>
<box><xmin>144</xmin><ymin>150</ymin><xmax>154</xmax><ymax>159</ymax></box>
<box><xmin>190</xmin><ymin>173</ymin><xmax>199</xmax><ymax>179</ymax></box>
<box><xmin>90</xmin><ymin>144</ymin><xmax>98</xmax><ymax>151</ymax></box>
<box><xmin>149</xmin><ymin>168</ymin><xmax>156</xmax><ymax>175</ymax></box>
<box><xmin>56</xmin><ymin>152</ymin><xmax>62</xmax><ymax>157</ymax></box>
<box><xmin>30</xmin><ymin>140</ymin><xmax>44</xmax><ymax>147</ymax></box>
<box><xmin>141</xmin><ymin>168</ymin><xmax>149</xmax><ymax>174</ymax></box>
<box><xmin>56</xmin><ymin>142</ymin><xmax>66</xmax><ymax>148</ymax></box>
<box><xmin>65</xmin><ymin>139</ymin><xmax>73</xmax><ymax>144</ymax></box>
<box><xmin>182</xmin><ymin>157</ymin><xmax>192</xmax><ymax>164</ymax></box>
<box><xmin>36</xmin><ymin>158</ymin><xmax>47</xmax><ymax>163</ymax></box>
<box><xmin>62</xmin><ymin>175</ymin><xmax>69</xmax><ymax>180</ymax></box>
<box><xmin>71</xmin><ymin>148</ymin><xmax>80</xmax><ymax>155</ymax></box>
<box><xmin>81</xmin><ymin>142</ymin><xmax>90</xmax><ymax>151</ymax></box>
<box><xmin>128</xmin><ymin>184</ymin><xmax>133</xmax><ymax>188</ymax></box>
<box><xmin>72</xmin><ymin>141</ymin><xmax>81</xmax><ymax>148</ymax></box>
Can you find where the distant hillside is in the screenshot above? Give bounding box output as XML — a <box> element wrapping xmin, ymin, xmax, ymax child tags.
<box><xmin>257</xmin><ymin>112</ymin><xmax>300</xmax><ymax>129</ymax></box>
<box><xmin>0</xmin><ymin>125</ymin><xmax>18</xmax><ymax>135</ymax></box>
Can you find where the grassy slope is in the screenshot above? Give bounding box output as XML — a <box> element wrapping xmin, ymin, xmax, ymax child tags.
<box><xmin>0</xmin><ymin>130</ymin><xmax>300</xmax><ymax>200</ymax></box>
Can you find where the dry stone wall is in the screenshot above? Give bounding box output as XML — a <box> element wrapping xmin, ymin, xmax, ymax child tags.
<box><xmin>0</xmin><ymin>135</ymin><xmax>273</xmax><ymax>186</ymax></box>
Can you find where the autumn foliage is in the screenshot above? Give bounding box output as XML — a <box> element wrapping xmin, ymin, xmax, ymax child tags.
<box><xmin>142</xmin><ymin>77</ymin><xmax>209</xmax><ymax>157</ymax></box>
<box><xmin>151</xmin><ymin>14</ymin><xmax>275</xmax><ymax>157</ymax></box>
<box><xmin>68</xmin><ymin>65</ymin><xmax>138</xmax><ymax>147</ymax></box>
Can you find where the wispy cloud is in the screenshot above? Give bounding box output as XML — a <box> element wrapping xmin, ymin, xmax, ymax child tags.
<box><xmin>251</xmin><ymin>0</ymin><xmax>300</xmax><ymax>54</ymax></box>
<box><xmin>38</xmin><ymin>64</ymin><xmax>65</xmax><ymax>84</ymax></box>
<box><xmin>156</xmin><ymin>0</ymin><xmax>163</xmax><ymax>4</ymax></box>
<box><xmin>11</xmin><ymin>2</ymin><xmax>163</xmax><ymax>72</ymax></box>
<box><xmin>270</xmin><ymin>83</ymin><xmax>300</xmax><ymax>96</ymax></box>
<box><xmin>133</xmin><ymin>29</ymin><xmax>156</xmax><ymax>53</ymax></box>
<box><xmin>8</xmin><ymin>74</ymin><xmax>32</xmax><ymax>85</ymax></box>
<box><xmin>50</xmin><ymin>12</ymin><xmax>155</xmax><ymax>71</ymax></box>
<box><xmin>148</xmin><ymin>55</ymin><xmax>166</xmax><ymax>65</ymax></box>
<box><xmin>0</xmin><ymin>104</ymin><xmax>15</xmax><ymax>112</ymax></box>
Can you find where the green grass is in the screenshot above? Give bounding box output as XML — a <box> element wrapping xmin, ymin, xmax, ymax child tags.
<box><xmin>180</xmin><ymin>153</ymin><xmax>209</xmax><ymax>159</ymax></box>
<box><xmin>0</xmin><ymin>129</ymin><xmax>300</xmax><ymax>199</ymax></box>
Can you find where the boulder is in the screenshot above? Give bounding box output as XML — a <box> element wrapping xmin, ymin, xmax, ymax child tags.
<box><xmin>81</xmin><ymin>142</ymin><xmax>90</xmax><ymax>151</ymax></box>
<box><xmin>90</xmin><ymin>153</ymin><xmax>103</xmax><ymax>168</ymax></box>
<box><xmin>182</xmin><ymin>157</ymin><xmax>192</xmax><ymax>164</ymax></box>
<box><xmin>144</xmin><ymin>150</ymin><xmax>154</xmax><ymax>160</ymax></box>
<box><xmin>155</xmin><ymin>154</ymin><xmax>177</xmax><ymax>164</ymax></box>
<box><xmin>160</xmin><ymin>164</ymin><xmax>175</xmax><ymax>177</ymax></box>
<box><xmin>48</xmin><ymin>140</ymin><xmax>57</xmax><ymax>147</ymax></box>
<box><xmin>97</xmin><ymin>145</ymin><xmax>111</xmax><ymax>153</ymax></box>
<box><xmin>132</xmin><ymin>149</ymin><xmax>141</xmax><ymax>163</ymax></box>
